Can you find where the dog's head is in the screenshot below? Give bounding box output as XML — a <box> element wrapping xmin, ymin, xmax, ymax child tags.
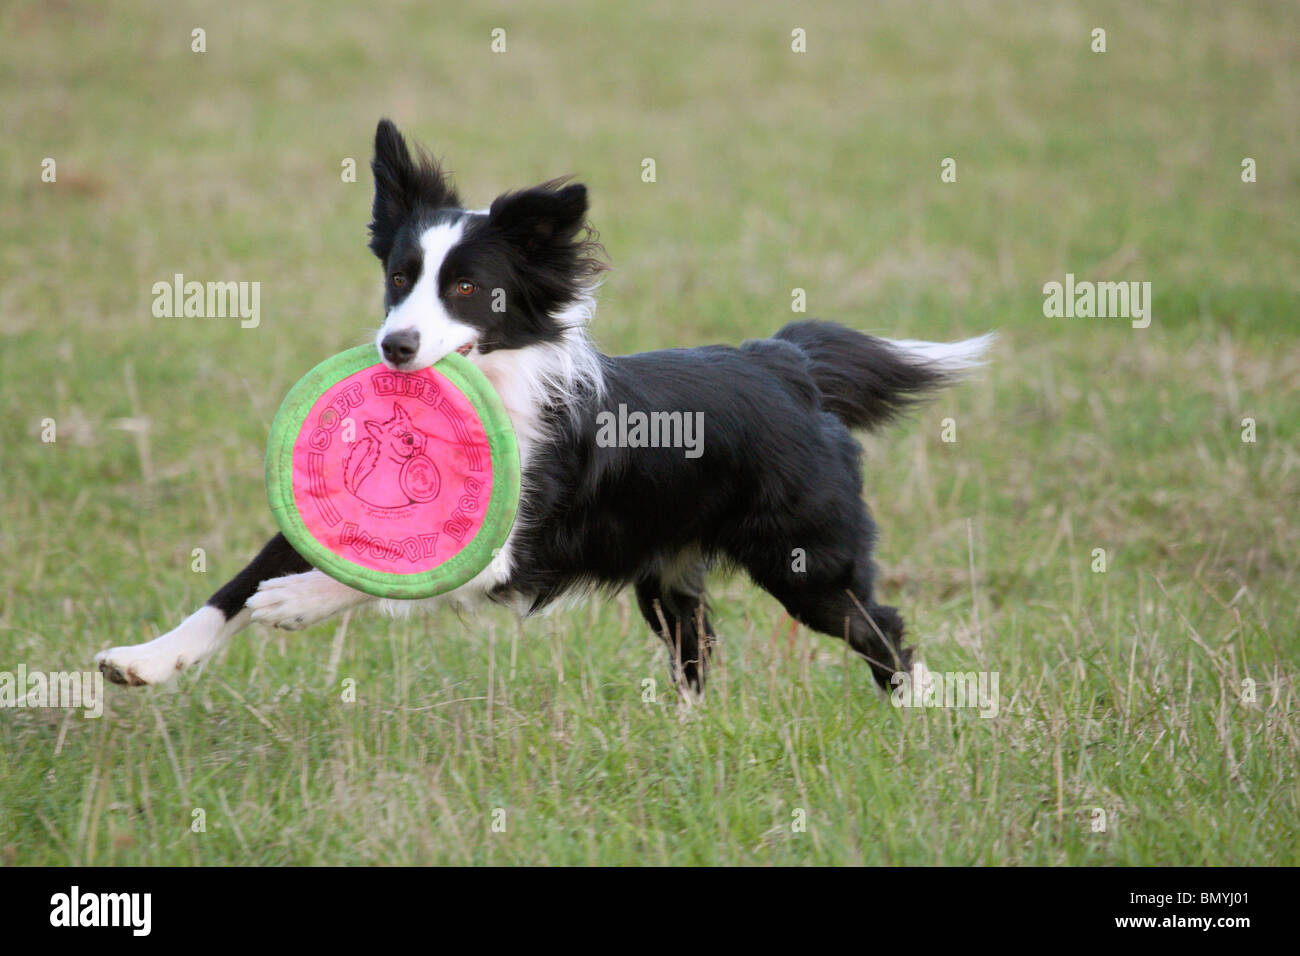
<box><xmin>368</xmin><ymin>119</ymin><xmax>606</xmax><ymax>371</ymax></box>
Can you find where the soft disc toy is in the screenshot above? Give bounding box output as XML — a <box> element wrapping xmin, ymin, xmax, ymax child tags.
<box><xmin>266</xmin><ymin>346</ymin><xmax>519</xmax><ymax>599</ymax></box>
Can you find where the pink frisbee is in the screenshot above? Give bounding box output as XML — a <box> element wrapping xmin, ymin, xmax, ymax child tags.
<box><xmin>265</xmin><ymin>346</ymin><xmax>520</xmax><ymax>599</ymax></box>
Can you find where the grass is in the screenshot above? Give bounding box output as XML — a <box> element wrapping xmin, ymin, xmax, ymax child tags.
<box><xmin>1</xmin><ymin>0</ymin><xmax>1297</xmax><ymax>865</ymax></box>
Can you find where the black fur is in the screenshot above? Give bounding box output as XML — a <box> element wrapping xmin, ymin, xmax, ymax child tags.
<box><xmin>494</xmin><ymin>335</ymin><xmax>916</xmax><ymax>688</ymax></box>
<box><xmin>200</xmin><ymin>119</ymin><xmax>984</xmax><ymax>695</ymax></box>
<box><xmin>207</xmin><ymin>533</ymin><xmax>309</xmax><ymax>619</ymax></box>
<box><xmin>773</xmin><ymin>320</ymin><xmax>953</xmax><ymax>429</ymax></box>
<box><xmin>367</xmin><ymin>119</ymin><xmax>460</xmax><ymax>264</ymax></box>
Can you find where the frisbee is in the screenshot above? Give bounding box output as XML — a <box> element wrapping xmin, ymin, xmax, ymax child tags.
<box><xmin>265</xmin><ymin>345</ymin><xmax>519</xmax><ymax>599</ymax></box>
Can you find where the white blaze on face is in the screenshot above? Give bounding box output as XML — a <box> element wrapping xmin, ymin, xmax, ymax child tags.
<box><xmin>376</xmin><ymin>219</ymin><xmax>477</xmax><ymax>369</ymax></box>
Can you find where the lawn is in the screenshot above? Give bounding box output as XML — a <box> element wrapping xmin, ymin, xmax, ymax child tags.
<box><xmin>1</xmin><ymin>0</ymin><xmax>1297</xmax><ymax>864</ymax></box>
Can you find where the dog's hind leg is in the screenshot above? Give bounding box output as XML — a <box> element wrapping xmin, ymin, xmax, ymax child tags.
<box><xmin>738</xmin><ymin>522</ymin><xmax>912</xmax><ymax>692</ymax></box>
<box><xmin>763</xmin><ymin>561</ymin><xmax>912</xmax><ymax>690</ymax></box>
<box><xmin>633</xmin><ymin>553</ymin><xmax>716</xmax><ymax>693</ymax></box>
<box><xmin>95</xmin><ymin>533</ymin><xmax>367</xmax><ymax>686</ymax></box>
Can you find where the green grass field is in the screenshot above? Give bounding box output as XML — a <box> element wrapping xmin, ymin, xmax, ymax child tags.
<box><xmin>2</xmin><ymin>0</ymin><xmax>1297</xmax><ymax>865</ymax></box>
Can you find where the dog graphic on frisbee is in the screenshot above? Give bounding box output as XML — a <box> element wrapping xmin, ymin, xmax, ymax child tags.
<box><xmin>342</xmin><ymin>401</ymin><xmax>441</xmax><ymax>508</ymax></box>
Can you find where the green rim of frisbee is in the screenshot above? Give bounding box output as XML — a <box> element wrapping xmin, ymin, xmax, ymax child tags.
<box><xmin>265</xmin><ymin>346</ymin><xmax>520</xmax><ymax>599</ymax></box>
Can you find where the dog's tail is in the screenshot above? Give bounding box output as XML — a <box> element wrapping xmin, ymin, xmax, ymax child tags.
<box><xmin>774</xmin><ymin>319</ymin><xmax>994</xmax><ymax>431</ymax></box>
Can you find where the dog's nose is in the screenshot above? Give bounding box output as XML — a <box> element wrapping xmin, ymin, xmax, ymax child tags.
<box><xmin>381</xmin><ymin>329</ymin><xmax>420</xmax><ymax>366</ymax></box>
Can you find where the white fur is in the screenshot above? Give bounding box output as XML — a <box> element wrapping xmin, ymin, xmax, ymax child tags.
<box><xmin>468</xmin><ymin>291</ymin><xmax>606</xmax><ymax>605</ymax></box>
<box><xmin>375</xmin><ymin>220</ymin><xmax>476</xmax><ymax>368</ymax></box>
<box><xmin>475</xmin><ymin>295</ymin><xmax>604</xmax><ymax>455</ymax></box>
<box><xmin>246</xmin><ymin>570</ymin><xmax>372</xmax><ymax>629</ymax></box>
<box><xmin>95</xmin><ymin>606</ymin><xmax>250</xmax><ymax>685</ymax></box>
<box><xmin>883</xmin><ymin>332</ymin><xmax>995</xmax><ymax>374</ymax></box>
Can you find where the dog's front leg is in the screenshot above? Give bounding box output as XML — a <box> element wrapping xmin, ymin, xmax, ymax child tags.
<box><xmin>245</xmin><ymin>570</ymin><xmax>372</xmax><ymax>631</ymax></box>
<box><xmin>95</xmin><ymin>605</ymin><xmax>256</xmax><ymax>687</ymax></box>
<box><xmin>95</xmin><ymin>533</ymin><xmax>368</xmax><ymax>686</ymax></box>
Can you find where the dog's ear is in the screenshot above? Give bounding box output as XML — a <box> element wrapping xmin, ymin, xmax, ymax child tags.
<box><xmin>484</xmin><ymin>179</ymin><xmax>607</xmax><ymax>317</ymax></box>
<box><xmin>364</xmin><ymin>420</ymin><xmax>383</xmax><ymax>441</ymax></box>
<box><xmin>368</xmin><ymin>119</ymin><xmax>460</xmax><ymax>261</ymax></box>
<box><xmin>391</xmin><ymin>402</ymin><xmax>411</xmax><ymax>425</ymax></box>
<box><xmin>487</xmin><ymin>180</ymin><xmax>590</xmax><ymax>250</ymax></box>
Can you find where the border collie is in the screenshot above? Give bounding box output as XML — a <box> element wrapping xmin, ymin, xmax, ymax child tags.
<box><xmin>95</xmin><ymin>119</ymin><xmax>991</xmax><ymax>694</ymax></box>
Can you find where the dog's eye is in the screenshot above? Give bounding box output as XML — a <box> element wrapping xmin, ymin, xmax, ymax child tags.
<box><xmin>455</xmin><ymin>280</ymin><xmax>476</xmax><ymax>296</ymax></box>
<box><xmin>391</xmin><ymin>273</ymin><xmax>407</xmax><ymax>288</ymax></box>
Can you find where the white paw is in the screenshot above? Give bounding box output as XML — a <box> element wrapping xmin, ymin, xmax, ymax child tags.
<box><xmin>95</xmin><ymin>643</ymin><xmax>185</xmax><ymax>686</ymax></box>
<box><xmin>94</xmin><ymin>606</ymin><xmax>236</xmax><ymax>686</ymax></box>
<box><xmin>247</xmin><ymin>571</ymin><xmax>364</xmax><ymax>630</ymax></box>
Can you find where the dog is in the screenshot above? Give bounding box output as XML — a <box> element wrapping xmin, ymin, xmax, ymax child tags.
<box><xmin>94</xmin><ymin>118</ymin><xmax>991</xmax><ymax>693</ymax></box>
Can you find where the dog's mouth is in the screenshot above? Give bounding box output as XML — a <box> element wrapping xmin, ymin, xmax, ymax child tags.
<box><xmin>455</xmin><ymin>340</ymin><xmax>476</xmax><ymax>357</ymax></box>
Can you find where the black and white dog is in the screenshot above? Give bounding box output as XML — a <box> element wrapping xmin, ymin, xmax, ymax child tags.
<box><xmin>95</xmin><ymin>119</ymin><xmax>991</xmax><ymax>693</ymax></box>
